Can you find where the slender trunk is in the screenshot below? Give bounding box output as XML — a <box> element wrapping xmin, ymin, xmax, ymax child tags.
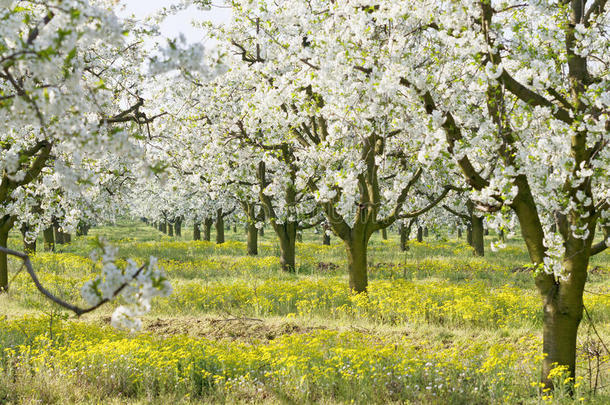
<box><xmin>233</xmin><ymin>224</ymin><xmax>237</xmax><ymax>233</ymax></box>
<box><xmin>323</xmin><ymin>232</ymin><xmax>331</xmax><ymax>246</ymax></box>
<box><xmin>203</xmin><ymin>218</ymin><xmax>213</xmax><ymax>241</ymax></box>
<box><xmin>484</xmin><ymin>227</ymin><xmax>489</xmax><ymax>236</ymax></box>
<box><xmin>259</xmin><ymin>226</ymin><xmax>264</xmax><ymax>237</ymax></box>
<box><xmin>345</xmin><ymin>236</ymin><xmax>368</xmax><ymax>293</ymax></box>
<box><xmin>63</xmin><ymin>233</ymin><xmax>71</xmax><ymax>243</ymax></box>
<box><xmin>0</xmin><ymin>228</ymin><xmax>9</xmax><ymax>291</ymax></box>
<box><xmin>417</xmin><ymin>226</ymin><xmax>423</xmax><ymax>242</ymax></box>
<box><xmin>168</xmin><ymin>222</ymin><xmax>174</xmax><ymax>237</ymax></box>
<box><xmin>423</xmin><ymin>227</ymin><xmax>428</xmax><ymax>237</ymax></box>
<box><xmin>215</xmin><ymin>209</ymin><xmax>224</xmax><ymax>244</ymax></box>
<box><xmin>400</xmin><ymin>223</ymin><xmax>411</xmax><ymax>252</ymax></box>
<box><xmin>471</xmin><ymin>213</ymin><xmax>485</xmax><ymax>257</ymax></box>
<box><xmin>381</xmin><ymin>227</ymin><xmax>388</xmax><ymax>240</ymax></box>
<box><xmin>296</xmin><ymin>231</ymin><xmax>303</xmax><ymax>242</ymax></box>
<box><xmin>457</xmin><ymin>227</ymin><xmax>463</xmax><ymax>239</ymax></box>
<box><xmin>466</xmin><ymin>224</ymin><xmax>473</xmax><ymax>246</ymax></box>
<box><xmin>193</xmin><ymin>222</ymin><xmax>201</xmax><ymax>241</ymax></box>
<box><xmin>499</xmin><ymin>229</ymin><xmax>505</xmax><ymax>242</ymax></box>
<box><xmin>160</xmin><ymin>222</ymin><xmax>167</xmax><ymax>234</ymax></box>
<box><xmin>175</xmin><ymin>217</ymin><xmax>182</xmax><ymax>237</ymax></box>
<box><xmin>43</xmin><ymin>226</ymin><xmax>55</xmax><ymax>252</ymax></box>
<box><xmin>21</xmin><ymin>224</ymin><xmax>37</xmax><ymax>254</ymax></box>
<box><xmin>247</xmin><ymin>222</ymin><xmax>258</xmax><ymax>256</ymax></box>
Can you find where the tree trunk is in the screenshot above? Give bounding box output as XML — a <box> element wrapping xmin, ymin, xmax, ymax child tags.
<box><xmin>540</xmin><ymin>254</ymin><xmax>588</xmax><ymax>388</ymax></box>
<box><xmin>215</xmin><ymin>209</ymin><xmax>225</xmax><ymax>244</ymax></box>
<box><xmin>471</xmin><ymin>213</ymin><xmax>485</xmax><ymax>257</ymax></box>
<box><xmin>423</xmin><ymin>227</ymin><xmax>428</xmax><ymax>237</ymax></box>
<box><xmin>63</xmin><ymin>232</ymin><xmax>71</xmax><ymax>243</ymax></box>
<box><xmin>323</xmin><ymin>232</ymin><xmax>331</xmax><ymax>246</ymax></box>
<box><xmin>296</xmin><ymin>231</ymin><xmax>303</xmax><ymax>242</ymax></box>
<box><xmin>417</xmin><ymin>226</ymin><xmax>423</xmax><ymax>242</ymax></box>
<box><xmin>345</xmin><ymin>237</ymin><xmax>368</xmax><ymax>293</ymax></box>
<box><xmin>259</xmin><ymin>226</ymin><xmax>264</xmax><ymax>237</ymax></box>
<box><xmin>168</xmin><ymin>222</ymin><xmax>174</xmax><ymax>237</ymax></box>
<box><xmin>381</xmin><ymin>227</ymin><xmax>388</xmax><ymax>240</ymax></box>
<box><xmin>247</xmin><ymin>222</ymin><xmax>258</xmax><ymax>256</ymax></box>
<box><xmin>175</xmin><ymin>217</ymin><xmax>182</xmax><ymax>237</ymax></box>
<box><xmin>466</xmin><ymin>225</ymin><xmax>473</xmax><ymax>246</ymax></box>
<box><xmin>43</xmin><ymin>226</ymin><xmax>55</xmax><ymax>252</ymax></box>
<box><xmin>276</xmin><ymin>223</ymin><xmax>297</xmax><ymax>272</ymax></box>
<box><xmin>233</xmin><ymin>224</ymin><xmax>237</xmax><ymax>233</ymax></box>
<box><xmin>193</xmin><ymin>222</ymin><xmax>201</xmax><ymax>241</ymax></box>
<box><xmin>54</xmin><ymin>223</ymin><xmax>65</xmax><ymax>245</ymax></box>
<box><xmin>160</xmin><ymin>221</ymin><xmax>167</xmax><ymax>234</ymax></box>
<box><xmin>203</xmin><ymin>218</ymin><xmax>213</xmax><ymax>241</ymax></box>
<box><xmin>21</xmin><ymin>224</ymin><xmax>37</xmax><ymax>254</ymax></box>
<box><xmin>0</xmin><ymin>228</ymin><xmax>9</xmax><ymax>291</ymax></box>
<box><xmin>400</xmin><ymin>223</ymin><xmax>411</xmax><ymax>252</ymax></box>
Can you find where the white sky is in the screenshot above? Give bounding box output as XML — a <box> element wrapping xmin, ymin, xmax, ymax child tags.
<box><xmin>117</xmin><ymin>1</ymin><xmax>231</xmax><ymax>45</ymax></box>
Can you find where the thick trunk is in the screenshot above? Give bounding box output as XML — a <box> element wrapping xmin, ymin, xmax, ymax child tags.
<box><xmin>193</xmin><ymin>222</ymin><xmax>201</xmax><ymax>241</ymax></box>
<box><xmin>203</xmin><ymin>218</ymin><xmax>213</xmax><ymax>241</ymax></box>
<box><xmin>417</xmin><ymin>226</ymin><xmax>423</xmax><ymax>242</ymax></box>
<box><xmin>0</xmin><ymin>229</ymin><xmax>8</xmax><ymax>291</ymax></box>
<box><xmin>346</xmin><ymin>237</ymin><xmax>368</xmax><ymax>293</ymax></box>
<box><xmin>276</xmin><ymin>223</ymin><xmax>297</xmax><ymax>272</ymax></box>
<box><xmin>381</xmin><ymin>227</ymin><xmax>388</xmax><ymax>240</ymax></box>
<box><xmin>43</xmin><ymin>226</ymin><xmax>55</xmax><ymax>251</ymax></box>
<box><xmin>471</xmin><ymin>213</ymin><xmax>485</xmax><ymax>257</ymax></box>
<box><xmin>168</xmin><ymin>222</ymin><xmax>174</xmax><ymax>237</ymax></box>
<box><xmin>215</xmin><ymin>209</ymin><xmax>225</xmax><ymax>244</ymax></box>
<box><xmin>540</xmin><ymin>247</ymin><xmax>588</xmax><ymax>388</ymax></box>
<box><xmin>21</xmin><ymin>224</ymin><xmax>37</xmax><ymax>254</ymax></box>
<box><xmin>247</xmin><ymin>222</ymin><xmax>258</xmax><ymax>256</ymax></box>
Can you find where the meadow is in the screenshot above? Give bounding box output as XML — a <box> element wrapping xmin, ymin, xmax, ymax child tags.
<box><xmin>0</xmin><ymin>222</ymin><xmax>608</xmax><ymax>404</ymax></box>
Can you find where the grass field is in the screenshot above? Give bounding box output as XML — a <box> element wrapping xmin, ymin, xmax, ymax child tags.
<box><xmin>0</xmin><ymin>222</ymin><xmax>609</xmax><ymax>404</ymax></box>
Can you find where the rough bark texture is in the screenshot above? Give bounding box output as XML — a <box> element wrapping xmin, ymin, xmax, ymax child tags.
<box><xmin>193</xmin><ymin>222</ymin><xmax>201</xmax><ymax>241</ymax></box>
<box><xmin>43</xmin><ymin>226</ymin><xmax>55</xmax><ymax>252</ymax></box>
<box><xmin>203</xmin><ymin>218</ymin><xmax>213</xmax><ymax>241</ymax></box>
<box><xmin>277</xmin><ymin>223</ymin><xmax>297</xmax><ymax>272</ymax></box>
<box><xmin>247</xmin><ymin>222</ymin><xmax>258</xmax><ymax>256</ymax></box>
<box><xmin>215</xmin><ymin>209</ymin><xmax>225</xmax><ymax>244</ymax></box>
<box><xmin>346</xmin><ymin>237</ymin><xmax>368</xmax><ymax>293</ymax></box>
<box><xmin>0</xmin><ymin>229</ymin><xmax>8</xmax><ymax>291</ymax></box>
<box><xmin>471</xmin><ymin>213</ymin><xmax>485</xmax><ymax>257</ymax></box>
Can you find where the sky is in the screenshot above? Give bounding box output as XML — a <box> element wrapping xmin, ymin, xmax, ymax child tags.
<box><xmin>117</xmin><ymin>1</ymin><xmax>232</xmax><ymax>45</ymax></box>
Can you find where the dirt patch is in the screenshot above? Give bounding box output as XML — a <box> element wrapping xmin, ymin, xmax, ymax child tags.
<box><xmin>143</xmin><ymin>317</ymin><xmax>326</xmax><ymax>342</ymax></box>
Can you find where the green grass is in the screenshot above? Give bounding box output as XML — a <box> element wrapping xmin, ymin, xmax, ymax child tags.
<box><xmin>0</xmin><ymin>220</ymin><xmax>609</xmax><ymax>404</ymax></box>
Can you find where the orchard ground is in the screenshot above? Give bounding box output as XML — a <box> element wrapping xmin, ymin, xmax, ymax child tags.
<box><xmin>0</xmin><ymin>222</ymin><xmax>608</xmax><ymax>404</ymax></box>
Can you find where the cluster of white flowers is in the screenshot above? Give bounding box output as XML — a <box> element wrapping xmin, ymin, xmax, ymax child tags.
<box><xmin>81</xmin><ymin>242</ymin><xmax>172</xmax><ymax>332</ymax></box>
